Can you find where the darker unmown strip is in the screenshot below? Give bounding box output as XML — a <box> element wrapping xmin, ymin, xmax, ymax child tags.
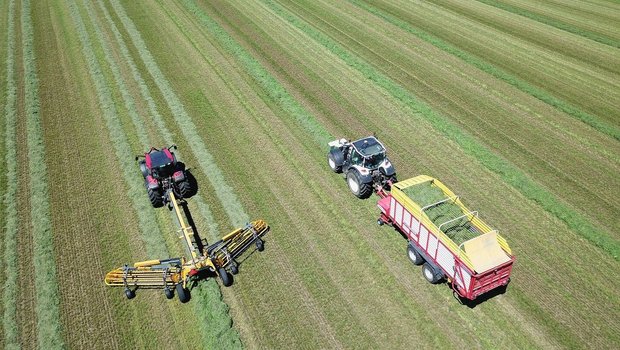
<box><xmin>350</xmin><ymin>0</ymin><xmax>620</xmax><ymax>141</ymax></box>
<box><xmin>258</xmin><ymin>0</ymin><xmax>620</xmax><ymax>260</ymax></box>
<box><xmin>475</xmin><ymin>0</ymin><xmax>620</xmax><ymax>49</ymax></box>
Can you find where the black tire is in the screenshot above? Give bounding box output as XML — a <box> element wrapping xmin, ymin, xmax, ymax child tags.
<box><xmin>218</xmin><ymin>267</ymin><xmax>233</xmax><ymax>287</ymax></box>
<box><xmin>176</xmin><ymin>283</ymin><xmax>191</xmax><ymax>303</ymax></box>
<box><xmin>328</xmin><ymin>150</ymin><xmax>343</xmax><ymax>173</ymax></box>
<box><xmin>256</xmin><ymin>239</ymin><xmax>264</xmax><ymax>252</ymax></box>
<box><xmin>407</xmin><ymin>245</ymin><xmax>424</xmax><ymax>266</ymax></box>
<box><xmin>125</xmin><ymin>289</ymin><xmax>136</xmax><ymax>300</ymax></box>
<box><xmin>346</xmin><ymin>170</ymin><xmax>373</xmax><ymax>199</ymax></box>
<box><xmin>139</xmin><ymin>160</ymin><xmax>148</xmax><ymax>178</ymax></box>
<box><xmin>422</xmin><ymin>262</ymin><xmax>443</xmax><ymax>284</ymax></box>
<box><xmin>180</xmin><ymin>170</ymin><xmax>198</xmax><ymax>198</ymax></box>
<box><xmin>377</xmin><ymin>218</ymin><xmax>384</xmax><ymax>226</ymax></box>
<box><xmin>164</xmin><ymin>287</ymin><xmax>174</xmax><ymax>300</ymax></box>
<box><xmin>147</xmin><ymin>187</ymin><xmax>164</xmax><ymax>208</ymax></box>
<box><xmin>230</xmin><ymin>264</ymin><xmax>239</xmax><ymax>275</ymax></box>
<box><xmin>178</xmin><ymin>179</ymin><xmax>193</xmax><ymax>199</ymax></box>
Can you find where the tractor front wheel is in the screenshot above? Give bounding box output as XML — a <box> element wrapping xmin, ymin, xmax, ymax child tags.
<box><xmin>328</xmin><ymin>151</ymin><xmax>343</xmax><ymax>173</ymax></box>
<box><xmin>346</xmin><ymin>170</ymin><xmax>372</xmax><ymax>199</ymax></box>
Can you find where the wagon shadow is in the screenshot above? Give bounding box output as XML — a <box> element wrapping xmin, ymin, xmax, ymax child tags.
<box><xmin>452</xmin><ymin>283</ymin><xmax>509</xmax><ymax>308</ymax></box>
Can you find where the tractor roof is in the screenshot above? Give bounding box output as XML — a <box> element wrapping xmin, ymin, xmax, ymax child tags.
<box><xmin>147</xmin><ymin>149</ymin><xmax>174</xmax><ymax>168</ymax></box>
<box><xmin>352</xmin><ymin>136</ymin><xmax>385</xmax><ymax>157</ymax></box>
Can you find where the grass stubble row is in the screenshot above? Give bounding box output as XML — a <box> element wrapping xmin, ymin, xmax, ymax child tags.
<box><xmin>2</xmin><ymin>0</ymin><xmax>19</xmax><ymax>348</ymax></box>
<box><xmin>258</xmin><ymin>0</ymin><xmax>620</xmax><ymax>261</ymax></box>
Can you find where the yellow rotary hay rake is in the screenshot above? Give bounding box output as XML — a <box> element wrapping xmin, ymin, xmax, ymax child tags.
<box><xmin>105</xmin><ymin>190</ymin><xmax>269</xmax><ymax>303</ymax></box>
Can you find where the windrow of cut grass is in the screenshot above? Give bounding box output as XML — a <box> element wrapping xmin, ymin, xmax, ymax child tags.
<box><xmin>67</xmin><ymin>0</ymin><xmax>168</xmax><ymax>260</ymax></box>
<box><xmin>349</xmin><ymin>0</ymin><xmax>620</xmax><ymax>141</ymax></box>
<box><xmin>475</xmin><ymin>0</ymin><xmax>620</xmax><ymax>48</ymax></box>
<box><xmin>2</xmin><ymin>0</ymin><xmax>19</xmax><ymax>348</ymax></box>
<box><xmin>80</xmin><ymin>0</ymin><xmax>150</xmax><ymax>149</ymax></box>
<box><xmin>87</xmin><ymin>1</ymin><xmax>241</xmax><ymax>346</ymax></box>
<box><xmin>259</xmin><ymin>0</ymin><xmax>620</xmax><ymax>261</ymax></box>
<box><xmin>22</xmin><ymin>0</ymin><xmax>65</xmax><ymax>347</ymax></box>
<box><xmin>109</xmin><ymin>0</ymin><xmax>249</xmax><ymax>228</ymax></box>
<box><xmin>180</xmin><ymin>0</ymin><xmax>332</xmax><ymax>148</ymax></box>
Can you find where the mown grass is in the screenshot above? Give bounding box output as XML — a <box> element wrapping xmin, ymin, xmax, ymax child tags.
<box><xmin>475</xmin><ymin>0</ymin><xmax>620</xmax><ymax>49</ymax></box>
<box><xmin>110</xmin><ymin>0</ymin><xmax>249</xmax><ymax>228</ymax></box>
<box><xmin>100</xmin><ymin>1</ymin><xmax>243</xmax><ymax>347</ymax></box>
<box><xmin>180</xmin><ymin>0</ymin><xmax>333</xmax><ymax>148</ymax></box>
<box><xmin>2</xmin><ymin>0</ymin><xmax>19</xmax><ymax>348</ymax></box>
<box><xmin>349</xmin><ymin>0</ymin><xmax>620</xmax><ymax>141</ymax></box>
<box><xmin>22</xmin><ymin>0</ymin><xmax>64</xmax><ymax>347</ymax></box>
<box><xmin>260</xmin><ymin>0</ymin><xmax>620</xmax><ymax>261</ymax></box>
<box><xmin>402</xmin><ymin>182</ymin><xmax>479</xmax><ymax>245</ymax></box>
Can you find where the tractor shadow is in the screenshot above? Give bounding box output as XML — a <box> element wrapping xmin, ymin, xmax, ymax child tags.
<box><xmin>180</xmin><ymin>201</ymin><xmax>205</xmax><ymax>253</ymax></box>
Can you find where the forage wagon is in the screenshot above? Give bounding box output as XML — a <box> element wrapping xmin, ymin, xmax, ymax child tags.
<box><xmin>377</xmin><ymin>175</ymin><xmax>515</xmax><ymax>300</ymax></box>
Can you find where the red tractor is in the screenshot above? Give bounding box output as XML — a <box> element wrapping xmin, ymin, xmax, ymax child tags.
<box><xmin>136</xmin><ymin>145</ymin><xmax>197</xmax><ymax>208</ymax></box>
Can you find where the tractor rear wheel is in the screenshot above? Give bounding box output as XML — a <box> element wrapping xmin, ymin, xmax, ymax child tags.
<box><xmin>407</xmin><ymin>245</ymin><xmax>424</xmax><ymax>266</ymax></box>
<box><xmin>147</xmin><ymin>187</ymin><xmax>164</xmax><ymax>208</ymax></box>
<box><xmin>176</xmin><ymin>284</ymin><xmax>191</xmax><ymax>303</ymax></box>
<box><xmin>179</xmin><ymin>171</ymin><xmax>198</xmax><ymax>198</ymax></box>
<box><xmin>218</xmin><ymin>267</ymin><xmax>233</xmax><ymax>287</ymax></box>
<box><xmin>346</xmin><ymin>170</ymin><xmax>372</xmax><ymax>199</ymax></box>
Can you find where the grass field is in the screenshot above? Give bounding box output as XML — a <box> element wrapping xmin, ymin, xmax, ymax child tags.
<box><xmin>1</xmin><ymin>0</ymin><xmax>619</xmax><ymax>349</ymax></box>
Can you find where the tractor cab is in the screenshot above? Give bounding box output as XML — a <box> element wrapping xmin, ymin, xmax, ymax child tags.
<box><xmin>147</xmin><ymin>149</ymin><xmax>176</xmax><ymax>179</ymax></box>
<box><xmin>351</xmin><ymin>137</ymin><xmax>387</xmax><ymax>170</ymax></box>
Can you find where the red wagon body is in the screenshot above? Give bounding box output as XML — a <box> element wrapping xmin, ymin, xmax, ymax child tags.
<box><xmin>377</xmin><ymin>176</ymin><xmax>515</xmax><ymax>300</ymax></box>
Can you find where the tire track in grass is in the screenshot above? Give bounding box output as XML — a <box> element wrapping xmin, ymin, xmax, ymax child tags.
<box><xmin>88</xmin><ymin>1</ymin><xmax>241</xmax><ymax>347</ymax></box>
<box><xmin>258</xmin><ymin>0</ymin><xmax>620</xmax><ymax>261</ymax></box>
<box><xmin>21</xmin><ymin>0</ymin><xmax>64</xmax><ymax>347</ymax></box>
<box><xmin>475</xmin><ymin>0</ymin><xmax>620</xmax><ymax>48</ymax></box>
<box><xmin>2</xmin><ymin>0</ymin><xmax>19</xmax><ymax>348</ymax></box>
<box><xmin>349</xmin><ymin>0</ymin><xmax>620</xmax><ymax>141</ymax></box>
